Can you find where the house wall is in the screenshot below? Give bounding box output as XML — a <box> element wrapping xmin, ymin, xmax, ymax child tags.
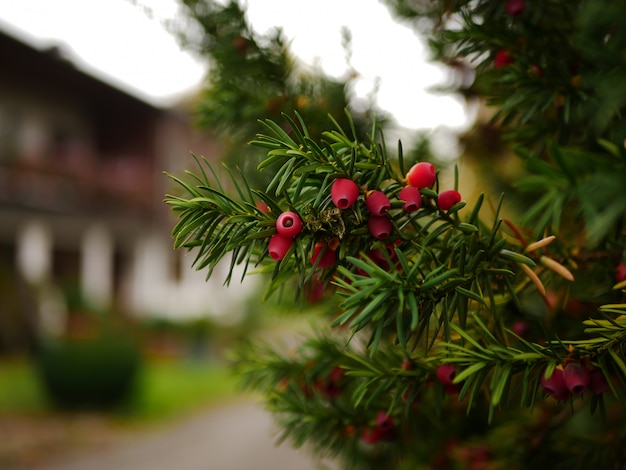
<box><xmin>0</xmin><ymin>29</ymin><xmax>249</xmax><ymax>351</ymax></box>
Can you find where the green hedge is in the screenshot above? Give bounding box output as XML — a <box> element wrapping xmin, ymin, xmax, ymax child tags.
<box><xmin>36</xmin><ymin>333</ymin><xmax>141</xmax><ymax>409</ymax></box>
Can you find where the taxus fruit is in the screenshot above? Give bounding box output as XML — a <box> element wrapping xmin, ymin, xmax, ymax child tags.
<box><xmin>398</xmin><ymin>186</ymin><xmax>422</xmax><ymax>212</ymax></box>
<box><xmin>437</xmin><ymin>189</ymin><xmax>462</xmax><ymax>211</ymax></box>
<box><xmin>365</xmin><ymin>190</ymin><xmax>391</xmax><ymax>216</ymax></box>
<box><xmin>368</xmin><ymin>215</ymin><xmax>392</xmax><ymax>240</ymax></box>
<box><xmin>562</xmin><ymin>363</ymin><xmax>590</xmax><ymax>396</ymax></box>
<box><xmin>276</xmin><ymin>211</ymin><xmax>303</xmax><ymax>237</ymax></box>
<box><xmin>436</xmin><ymin>364</ymin><xmax>457</xmax><ymax>385</ymax></box>
<box><xmin>406</xmin><ymin>162</ymin><xmax>436</xmax><ymax>188</ymax></box>
<box><xmin>331</xmin><ymin>178</ymin><xmax>359</xmax><ymax>209</ymax></box>
<box><xmin>589</xmin><ymin>369</ymin><xmax>609</xmax><ymax>395</ymax></box>
<box><xmin>268</xmin><ymin>234</ymin><xmax>293</xmax><ymax>261</ymax></box>
<box><xmin>540</xmin><ymin>366</ymin><xmax>569</xmax><ymax>401</ymax></box>
<box><xmin>310</xmin><ymin>242</ymin><xmax>337</xmax><ymax>269</ymax></box>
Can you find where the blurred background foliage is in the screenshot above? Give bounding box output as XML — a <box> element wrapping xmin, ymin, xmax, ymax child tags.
<box><xmin>170</xmin><ymin>0</ymin><xmax>394</xmax><ymax>189</ymax></box>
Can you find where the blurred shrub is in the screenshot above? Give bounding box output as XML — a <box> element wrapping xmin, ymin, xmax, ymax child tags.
<box><xmin>36</xmin><ymin>330</ymin><xmax>141</xmax><ymax>409</ymax></box>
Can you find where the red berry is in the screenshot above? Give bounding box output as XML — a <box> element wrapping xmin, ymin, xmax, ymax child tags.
<box><xmin>530</xmin><ymin>65</ymin><xmax>544</xmax><ymax>77</ymax></box>
<box><xmin>365</xmin><ymin>190</ymin><xmax>391</xmax><ymax>216</ymax></box>
<box><xmin>368</xmin><ymin>215</ymin><xmax>392</xmax><ymax>240</ymax></box>
<box><xmin>268</xmin><ymin>234</ymin><xmax>293</xmax><ymax>261</ymax></box>
<box><xmin>615</xmin><ymin>263</ymin><xmax>626</xmax><ymax>282</ymax></box>
<box><xmin>589</xmin><ymin>369</ymin><xmax>610</xmax><ymax>395</ymax></box>
<box><xmin>328</xmin><ymin>366</ymin><xmax>345</xmax><ymax>384</ymax></box>
<box><xmin>562</xmin><ymin>363</ymin><xmax>590</xmax><ymax>396</ymax></box>
<box><xmin>331</xmin><ymin>178</ymin><xmax>359</xmax><ymax>209</ymax></box>
<box><xmin>437</xmin><ymin>189</ymin><xmax>461</xmax><ymax>211</ymax></box>
<box><xmin>494</xmin><ymin>49</ymin><xmax>513</xmax><ymax>69</ymax></box>
<box><xmin>276</xmin><ymin>211</ymin><xmax>302</xmax><ymax>237</ymax></box>
<box><xmin>320</xmin><ymin>367</ymin><xmax>345</xmax><ymax>398</ymax></box>
<box><xmin>540</xmin><ymin>367</ymin><xmax>569</xmax><ymax>401</ymax></box>
<box><xmin>310</xmin><ymin>242</ymin><xmax>336</xmax><ymax>269</ymax></box>
<box><xmin>256</xmin><ymin>201</ymin><xmax>269</xmax><ymax>213</ymax></box>
<box><xmin>369</xmin><ymin>249</ymin><xmax>392</xmax><ymax>271</ymax></box>
<box><xmin>436</xmin><ymin>364</ymin><xmax>456</xmax><ymax>385</ymax></box>
<box><xmin>505</xmin><ymin>0</ymin><xmax>525</xmax><ymax>16</ymax></box>
<box><xmin>398</xmin><ymin>186</ymin><xmax>422</xmax><ymax>212</ymax></box>
<box><xmin>361</xmin><ymin>426</ymin><xmax>382</xmax><ymax>444</ymax></box>
<box><xmin>306</xmin><ymin>274</ymin><xmax>327</xmax><ymax>303</ymax></box>
<box><xmin>406</xmin><ymin>162</ymin><xmax>436</xmax><ymax>188</ymax></box>
<box><xmin>511</xmin><ymin>320</ymin><xmax>529</xmax><ymax>338</ymax></box>
<box><xmin>375</xmin><ymin>411</ymin><xmax>394</xmax><ymax>434</ymax></box>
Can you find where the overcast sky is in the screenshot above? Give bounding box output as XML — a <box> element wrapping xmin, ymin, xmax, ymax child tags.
<box><xmin>0</xmin><ymin>0</ymin><xmax>470</xmax><ymax>131</ymax></box>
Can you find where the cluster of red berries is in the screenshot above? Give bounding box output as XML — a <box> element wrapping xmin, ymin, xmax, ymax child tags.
<box><xmin>438</xmin><ymin>361</ymin><xmax>610</xmax><ymax>403</ymax></box>
<box><xmin>299</xmin><ymin>365</ymin><xmax>346</xmax><ymax>400</ymax></box>
<box><xmin>540</xmin><ymin>363</ymin><xmax>609</xmax><ymax>401</ymax></box>
<box><xmin>314</xmin><ymin>366</ymin><xmax>345</xmax><ymax>398</ymax></box>
<box><xmin>266</xmin><ymin>161</ymin><xmax>462</xmax><ymax>266</ymax></box>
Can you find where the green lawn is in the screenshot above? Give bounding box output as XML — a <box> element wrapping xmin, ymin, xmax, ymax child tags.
<box><xmin>0</xmin><ymin>357</ymin><xmax>49</xmax><ymax>414</ymax></box>
<box><xmin>0</xmin><ymin>356</ymin><xmax>240</xmax><ymax>424</ymax></box>
<box><xmin>124</xmin><ymin>358</ymin><xmax>240</xmax><ymax>423</ymax></box>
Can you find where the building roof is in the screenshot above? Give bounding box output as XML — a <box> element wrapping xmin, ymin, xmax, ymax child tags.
<box><xmin>0</xmin><ymin>24</ymin><xmax>163</xmax><ymax>117</ymax></box>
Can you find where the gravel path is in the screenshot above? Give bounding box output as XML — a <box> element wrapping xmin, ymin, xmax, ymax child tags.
<box><xmin>22</xmin><ymin>400</ymin><xmax>338</xmax><ymax>470</ymax></box>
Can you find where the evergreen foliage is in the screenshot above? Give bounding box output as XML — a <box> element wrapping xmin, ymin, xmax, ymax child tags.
<box><xmin>166</xmin><ymin>0</ymin><xmax>626</xmax><ymax>467</ymax></box>
<box><xmin>173</xmin><ymin>0</ymin><xmax>381</xmax><ymax>187</ymax></box>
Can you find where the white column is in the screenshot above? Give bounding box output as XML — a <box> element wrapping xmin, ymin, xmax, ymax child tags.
<box><xmin>16</xmin><ymin>220</ymin><xmax>52</xmax><ymax>283</ymax></box>
<box><xmin>80</xmin><ymin>224</ymin><xmax>113</xmax><ymax>310</ymax></box>
<box><xmin>16</xmin><ymin>220</ymin><xmax>66</xmax><ymax>336</ymax></box>
<box><xmin>129</xmin><ymin>233</ymin><xmax>171</xmax><ymax>316</ymax></box>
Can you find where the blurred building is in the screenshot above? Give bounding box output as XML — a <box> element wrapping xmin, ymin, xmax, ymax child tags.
<box><xmin>0</xmin><ymin>26</ymin><xmax>247</xmax><ymax>351</ymax></box>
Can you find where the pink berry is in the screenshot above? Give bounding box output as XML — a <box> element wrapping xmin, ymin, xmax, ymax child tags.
<box><xmin>256</xmin><ymin>201</ymin><xmax>269</xmax><ymax>213</ymax></box>
<box><xmin>375</xmin><ymin>411</ymin><xmax>394</xmax><ymax>434</ymax></box>
<box><xmin>406</xmin><ymin>162</ymin><xmax>436</xmax><ymax>189</ymax></box>
<box><xmin>505</xmin><ymin>0</ymin><xmax>525</xmax><ymax>16</ymax></box>
<box><xmin>436</xmin><ymin>364</ymin><xmax>456</xmax><ymax>386</ymax></box>
<box><xmin>511</xmin><ymin>320</ymin><xmax>529</xmax><ymax>338</ymax></box>
<box><xmin>589</xmin><ymin>369</ymin><xmax>610</xmax><ymax>395</ymax></box>
<box><xmin>310</xmin><ymin>242</ymin><xmax>336</xmax><ymax>269</ymax></box>
<box><xmin>276</xmin><ymin>211</ymin><xmax>302</xmax><ymax>237</ymax></box>
<box><xmin>368</xmin><ymin>215</ymin><xmax>392</xmax><ymax>240</ymax></box>
<box><xmin>562</xmin><ymin>363</ymin><xmax>590</xmax><ymax>396</ymax></box>
<box><xmin>365</xmin><ymin>190</ymin><xmax>391</xmax><ymax>216</ymax></box>
<box><xmin>540</xmin><ymin>367</ymin><xmax>569</xmax><ymax>401</ymax></box>
<box><xmin>268</xmin><ymin>234</ymin><xmax>293</xmax><ymax>261</ymax></box>
<box><xmin>331</xmin><ymin>178</ymin><xmax>359</xmax><ymax>209</ymax></box>
<box><xmin>398</xmin><ymin>186</ymin><xmax>422</xmax><ymax>212</ymax></box>
<box><xmin>494</xmin><ymin>49</ymin><xmax>513</xmax><ymax>69</ymax></box>
<box><xmin>615</xmin><ymin>263</ymin><xmax>626</xmax><ymax>282</ymax></box>
<box><xmin>437</xmin><ymin>190</ymin><xmax>461</xmax><ymax>211</ymax></box>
